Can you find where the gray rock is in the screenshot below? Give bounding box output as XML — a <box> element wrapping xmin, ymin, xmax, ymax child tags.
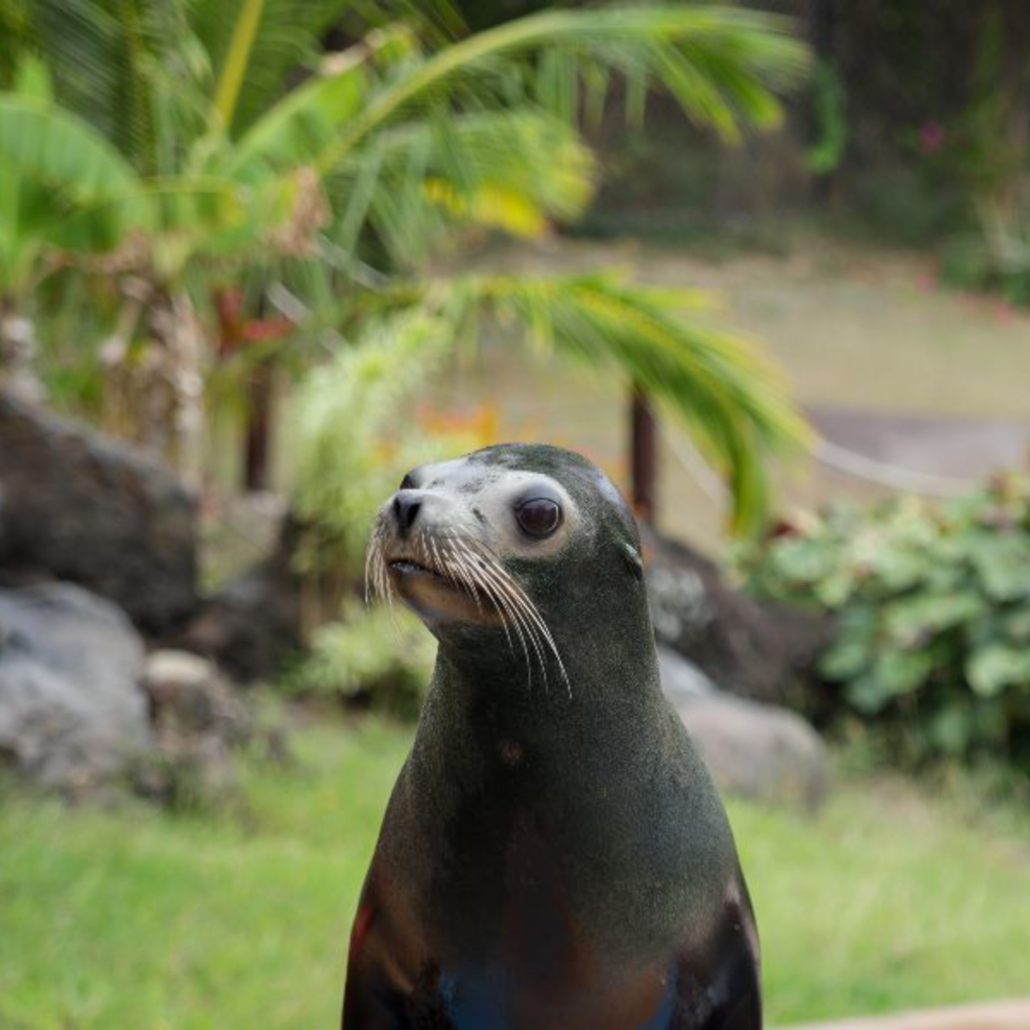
<box><xmin>0</xmin><ymin>583</ymin><xmax>152</xmax><ymax>791</ymax></box>
<box><xmin>0</xmin><ymin>389</ymin><xmax>198</xmax><ymax>632</ymax></box>
<box><xmin>657</xmin><ymin>645</ymin><xmax>719</xmax><ymax>701</ymax></box>
<box><xmin>136</xmin><ymin>649</ymin><xmax>287</xmax><ymax>808</ymax></box>
<box><xmin>645</xmin><ymin>527</ymin><xmax>833</xmax><ymax>707</ymax></box>
<box><xmin>659</xmin><ymin>649</ymin><xmax>829</xmax><ymax>810</ymax></box>
<box><xmin>175</xmin><ymin>513</ymin><xmax>303</xmax><ymax>682</ymax></box>
<box><xmin>141</xmin><ymin>649</ymin><xmax>251</xmax><ymax>746</ymax></box>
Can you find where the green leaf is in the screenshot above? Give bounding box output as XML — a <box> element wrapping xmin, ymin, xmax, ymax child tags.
<box><xmin>223</xmin><ymin>61</ymin><xmax>368</xmax><ymax>183</ymax></box>
<box><xmin>1002</xmin><ymin>607</ymin><xmax>1030</xmax><ymax>642</ymax></box>
<box><xmin>193</xmin><ymin>0</ymin><xmax>355</xmax><ymax>137</ymax></box>
<box><xmin>967</xmin><ymin>644</ymin><xmax>1030</xmax><ymax>697</ymax></box>
<box><xmin>13</xmin><ymin>54</ymin><xmax>53</xmax><ymax>102</ymax></box>
<box><xmin>820</xmin><ymin>636</ymin><xmax>870</xmax><ymax>682</ymax></box>
<box><xmin>883</xmin><ymin>592</ymin><xmax>986</xmax><ymax>646</ymax></box>
<box><xmin>927</xmin><ymin>701</ymin><xmax>974</xmax><ymax>756</ymax></box>
<box><xmin>0</xmin><ymin>95</ymin><xmax>138</xmax><ymax>202</ymax></box>
<box><xmin>968</xmin><ymin>534</ymin><xmax>1030</xmax><ymax>601</ymax></box>
<box><xmin>314</xmin><ymin>6</ymin><xmax>808</xmax><ymax>176</ymax></box>
<box><xmin>872</xmin><ymin>648</ymin><xmax>935</xmax><ymax>699</ymax></box>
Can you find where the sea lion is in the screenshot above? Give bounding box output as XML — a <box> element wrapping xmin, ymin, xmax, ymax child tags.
<box><xmin>342</xmin><ymin>443</ymin><xmax>761</xmax><ymax>1030</ymax></box>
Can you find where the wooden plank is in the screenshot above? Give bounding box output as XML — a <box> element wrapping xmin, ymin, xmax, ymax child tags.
<box><xmin>781</xmin><ymin>999</ymin><xmax>1030</xmax><ymax>1030</ymax></box>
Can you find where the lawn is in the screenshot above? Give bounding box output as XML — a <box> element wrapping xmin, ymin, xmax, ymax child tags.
<box><xmin>1</xmin><ymin>718</ymin><xmax>1028</xmax><ymax>1028</ymax></box>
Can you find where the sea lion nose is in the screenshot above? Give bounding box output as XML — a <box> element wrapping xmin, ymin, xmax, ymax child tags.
<box><xmin>392</xmin><ymin>490</ymin><xmax>423</xmax><ymax>537</ymax></box>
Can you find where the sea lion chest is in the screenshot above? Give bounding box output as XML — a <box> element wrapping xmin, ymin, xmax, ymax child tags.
<box><xmin>353</xmin><ymin>691</ymin><xmax>737</xmax><ymax>1029</ymax></box>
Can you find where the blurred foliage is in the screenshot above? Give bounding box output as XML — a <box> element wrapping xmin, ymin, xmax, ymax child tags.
<box><xmin>803</xmin><ymin>60</ymin><xmax>847</xmax><ymax>177</ymax></box>
<box><xmin>931</xmin><ymin>7</ymin><xmax>1030</xmax><ymax>304</ymax></box>
<box><xmin>285</xmin><ymin>309</ymin><xmax>481</xmax><ymax>711</ymax></box>
<box><xmin>736</xmin><ymin>478</ymin><xmax>1030</xmax><ymax>775</ymax></box>
<box><xmin>285</xmin><ymin>601</ymin><xmax>434</xmax><ymax>718</ymax></box>
<box><xmin>834</xmin><ymin>2</ymin><xmax>1030</xmax><ymax>252</ymax></box>
<box><xmin>0</xmin><ymin>0</ymin><xmax>809</xmax><ymax>527</ymax></box>
<box><xmin>939</xmin><ymin>213</ymin><xmax>1030</xmax><ymax>307</ymax></box>
<box><xmin>290</xmin><ymin>308</ymin><xmax>484</xmax><ymax>576</ymax></box>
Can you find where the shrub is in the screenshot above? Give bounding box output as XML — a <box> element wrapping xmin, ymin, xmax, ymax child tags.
<box><xmin>285</xmin><ymin>602</ymin><xmax>435</xmax><ymax>720</ymax></box>
<box><xmin>735</xmin><ymin>478</ymin><xmax>1030</xmax><ymax>772</ymax></box>
<box><xmin>285</xmin><ymin>313</ymin><xmax>486</xmax><ymax>713</ymax></box>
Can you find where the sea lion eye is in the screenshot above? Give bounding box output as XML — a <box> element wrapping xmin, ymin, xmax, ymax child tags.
<box><xmin>515</xmin><ymin>497</ymin><xmax>562</xmax><ymax>538</ymax></box>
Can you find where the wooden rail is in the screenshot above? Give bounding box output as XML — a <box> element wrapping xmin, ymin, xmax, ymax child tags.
<box><xmin>783</xmin><ymin>999</ymin><xmax>1030</xmax><ymax>1030</ymax></box>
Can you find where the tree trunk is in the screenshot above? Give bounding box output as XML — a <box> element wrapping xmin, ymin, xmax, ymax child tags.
<box><xmin>630</xmin><ymin>384</ymin><xmax>657</xmax><ymax>526</ymax></box>
<box><xmin>0</xmin><ymin>303</ymin><xmax>45</xmax><ymax>404</ymax></box>
<box><xmin>244</xmin><ymin>363</ymin><xmax>273</xmax><ymax>492</ymax></box>
<box><xmin>167</xmin><ymin>292</ymin><xmax>205</xmax><ymax>490</ymax></box>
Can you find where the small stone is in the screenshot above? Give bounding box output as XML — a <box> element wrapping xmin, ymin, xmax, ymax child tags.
<box><xmin>142</xmin><ymin>648</ymin><xmax>251</xmax><ymax>744</ymax></box>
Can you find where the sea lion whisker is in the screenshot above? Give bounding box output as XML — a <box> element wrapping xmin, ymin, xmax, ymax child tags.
<box><xmin>484</xmin><ymin>572</ymin><xmax>554</xmax><ymax>694</ymax></box>
<box><xmin>506</xmin><ymin>586</ymin><xmax>569</xmax><ymax>696</ymax></box>
<box><xmin>376</xmin><ymin>524</ymin><xmax>399</xmax><ymax>627</ymax></box>
<box><xmin>366</xmin><ymin>524</ymin><xmax>390</xmax><ymax>611</ymax></box>
<box><xmin>490</xmin><ymin>570</ymin><xmax>569</xmax><ymax>695</ymax></box>
<box><xmin>428</xmin><ymin>537</ymin><xmax>452</xmax><ymax>587</ymax></box>
<box><xmin>452</xmin><ymin>540</ymin><xmax>525</xmax><ymax>666</ymax></box>
<box><xmin>364</xmin><ymin>539</ymin><xmax>379</xmax><ymax>606</ymax></box>
<box><xmin>444</xmin><ymin>534</ymin><xmax>484</xmax><ymax>615</ymax></box>
<box><xmin>456</xmin><ymin>542</ymin><xmax>550</xmax><ymax>692</ymax></box>
<box><xmin>364</xmin><ymin>538</ymin><xmax>376</xmax><ymax>606</ymax></box>
<box><xmin>455</xmin><ymin>541</ymin><xmax>555</xmax><ymax>690</ymax></box>
<box><xmin>461</xmin><ymin>540</ymin><xmax>570</xmax><ymax>697</ymax></box>
<box><xmin>449</xmin><ymin>538</ymin><xmax>517</xmax><ymax>655</ymax></box>
<box><xmin>453</xmin><ymin>539</ymin><xmax>539</xmax><ymax>680</ymax></box>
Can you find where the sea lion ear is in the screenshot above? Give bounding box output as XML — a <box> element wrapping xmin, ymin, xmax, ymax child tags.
<box><xmin>621</xmin><ymin>540</ymin><xmax>644</xmax><ymax>580</ymax></box>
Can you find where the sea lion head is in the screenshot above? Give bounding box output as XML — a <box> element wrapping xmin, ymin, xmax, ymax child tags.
<box><xmin>368</xmin><ymin>443</ymin><xmax>647</xmax><ymax>687</ymax></box>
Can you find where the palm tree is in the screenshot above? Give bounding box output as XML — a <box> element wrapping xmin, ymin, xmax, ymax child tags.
<box><xmin>0</xmin><ymin>0</ymin><xmax>809</xmax><ymax>529</ymax></box>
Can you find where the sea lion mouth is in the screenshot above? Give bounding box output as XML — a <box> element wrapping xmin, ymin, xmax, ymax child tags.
<box><xmin>387</xmin><ymin>558</ymin><xmax>447</xmax><ymax>581</ymax></box>
<box><xmin>367</xmin><ymin>519</ymin><xmax>571</xmax><ymax>694</ymax></box>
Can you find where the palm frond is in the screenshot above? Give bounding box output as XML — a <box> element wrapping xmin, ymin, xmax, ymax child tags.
<box><xmin>314</xmin><ymin>5</ymin><xmax>808</xmax><ymax>174</ymax></box>
<box><xmin>221</xmin><ymin>51</ymin><xmax>371</xmax><ymax>183</ymax></box>
<box><xmin>191</xmin><ymin>0</ymin><xmax>353</xmax><ymax>137</ymax></box>
<box><xmin>2</xmin><ymin>0</ymin><xmax>195</xmax><ymax>171</ymax></box>
<box><xmin>428</xmin><ymin>271</ymin><xmax>809</xmax><ymax>533</ymax></box>
<box><xmin>0</xmin><ymin>94</ymin><xmax>139</xmax><ymax>201</ymax></box>
<box><xmin>334</xmin><ymin>108</ymin><xmax>596</xmax><ymax>267</ymax></box>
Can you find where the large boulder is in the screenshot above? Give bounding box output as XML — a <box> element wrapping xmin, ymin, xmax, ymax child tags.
<box><xmin>175</xmin><ymin>513</ymin><xmax>304</xmax><ymax>682</ymax></box>
<box><xmin>645</xmin><ymin>528</ymin><xmax>833</xmax><ymax>707</ymax></box>
<box><xmin>0</xmin><ymin>390</ymin><xmax>197</xmax><ymax>633</ymax></box>
<box><xmin>659</xmin><ymin>646</ymin><xmax>829</xmax><ymax>810</ymax></box>
<box><xmin>0</xmin><ymin>583</ymin><xmax>152</xmax><ymax>791</ymax></box>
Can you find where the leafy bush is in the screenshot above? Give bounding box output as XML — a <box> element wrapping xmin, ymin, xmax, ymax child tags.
<box><xmin>286</xmin><ymin>602</ymin><xmax>435</xmax><ymax>720</ymax></box>
<box><xmin>735</xmin><ymin>478</ymin><xmax>1030</xmax><ymax>772</ymax></box>
<box><xmin>286</xmin><ymin>312</ymin><xmax>485</xmax><ymax>713</ymax></box>
<box><xmin>290</xmin><ymin>310</ymin><xmax>485</xmax><ymax>579</ymax></box>
<box><xmin>940</xmin><ymin>214</ymin><xmax>1030</xmax><ymax>308</ymax></box>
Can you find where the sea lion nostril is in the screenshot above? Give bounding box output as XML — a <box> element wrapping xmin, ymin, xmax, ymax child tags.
<box><xmin>392</xmin><ymin>492</ymin><xmax>422</xmax><ymax>535</ymax></box>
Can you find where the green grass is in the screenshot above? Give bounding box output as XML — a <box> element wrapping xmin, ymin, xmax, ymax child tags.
<box><xmin>1</xmin><ymin>719</ymin><xmax>1028</xmax><ymax>1028</ymax></box>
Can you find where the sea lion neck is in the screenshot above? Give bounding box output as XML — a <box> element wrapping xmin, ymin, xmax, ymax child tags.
<box><xmin>429</xmin><ymin>579</ymin><xmax>665</xmax><ymax>747</ymax></box>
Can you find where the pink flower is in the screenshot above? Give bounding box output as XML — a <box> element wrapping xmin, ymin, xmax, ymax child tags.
<box><xmin>919</xmin><ymin>120</ymin><xmax>945</xmax><ymax>153</ymax></box>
